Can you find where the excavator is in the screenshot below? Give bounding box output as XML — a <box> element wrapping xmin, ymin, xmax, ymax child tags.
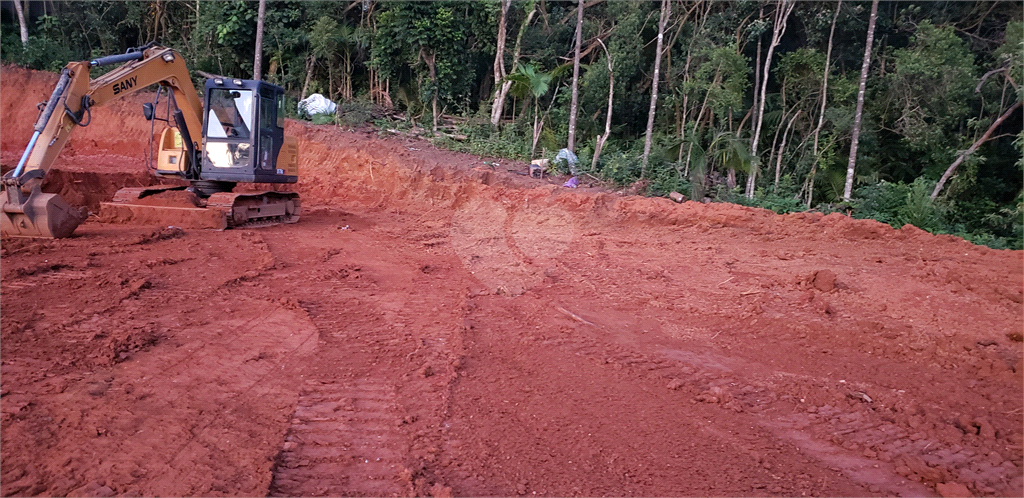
<box><xmin>1</xmin><ymin>43</ymin><xmax>300</xmax><ymax>238</ymax></box>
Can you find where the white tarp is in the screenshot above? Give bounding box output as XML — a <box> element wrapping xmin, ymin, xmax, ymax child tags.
<box><xmin>298</xmin><ymin>93</ymin><xmax>337</xmax><ymax>116</ymax></box>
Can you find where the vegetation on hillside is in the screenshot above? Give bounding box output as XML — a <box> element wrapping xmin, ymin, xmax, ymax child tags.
<box><xmin>2</xmin><ymin>1</ymin><xmax>1020</xmax><ymax>248</ymax></box>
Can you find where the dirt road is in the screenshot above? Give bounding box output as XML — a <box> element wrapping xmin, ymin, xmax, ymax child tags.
<box><xmin>2</xmin><ymin>66</ymin><xmax>1022</xmax><ymax>497</ymax></box>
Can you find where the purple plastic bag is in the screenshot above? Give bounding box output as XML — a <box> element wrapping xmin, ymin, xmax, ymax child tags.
<box><xmin>562</xmin><ymin>176</ymin><xmax>579</xmax><ymax>188</ymax></box>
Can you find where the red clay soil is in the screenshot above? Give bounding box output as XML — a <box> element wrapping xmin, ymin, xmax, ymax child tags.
<box><xmin>1</xmin><ymin>65</ymin><xmax>1022</xmax><ymax>497</ymax></box>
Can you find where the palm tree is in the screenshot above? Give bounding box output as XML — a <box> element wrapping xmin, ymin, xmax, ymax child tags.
<box><xmin>506</xmin><ymin>63</ymin><xmax>553</xmax><ymax>158</ymax></box>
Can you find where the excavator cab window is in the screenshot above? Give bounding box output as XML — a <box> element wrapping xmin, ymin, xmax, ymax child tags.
<box><xmin>206</xmin><ymin>89</ymin><xmax>252</xmax><ymax>139</ymax></box>
<box><xmin>204</xmin><ymin>88</ymin><xmax>254</xmax><ymax>170</ymax></box>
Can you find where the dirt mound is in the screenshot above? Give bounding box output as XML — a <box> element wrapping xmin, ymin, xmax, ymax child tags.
<box><xmin>2</xmin><ymin>65</ymin><xmax>1021</xmax><ymax>498</ymax></box>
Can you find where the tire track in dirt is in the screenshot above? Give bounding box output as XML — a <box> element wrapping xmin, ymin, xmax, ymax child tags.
<box><xmin>270</xmin><ymin>379</ymin><xmax>408</xmax><ymax>497</ymax></box>
<box><xmin>255</xmin><ymin>215</ymin><xmax>471</xmax><ymax>496</ymax></box>
<box><xmin>484</xmin><ymin>294</ymin><xmax>1010</xmax><ymax>496</ymax></box>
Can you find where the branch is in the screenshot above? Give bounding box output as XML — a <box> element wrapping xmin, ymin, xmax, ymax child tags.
<box><xmin>931</xmin><ymin>100</ymin><xmax>1022</xmax><ymax>199</ymax></box>
<box><xmin>975</xmin><ymin>66</ymin><xmax>1007</xmax><ymax>94</ymax></box>
<box><xmin>558</xmin><ymin>0</ymin><xmax>605</xmax><ymax>25</ymax></box>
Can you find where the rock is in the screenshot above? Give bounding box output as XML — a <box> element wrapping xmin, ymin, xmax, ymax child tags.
<box><xmin>86</xmin><ymin>382</ymin><xmax>109</xmax><ymax>397</ymax></box>
<box><xmin>709</xmin><ymin>386</ymin><xmax>731</xmax><ymax>403</ymax></box>
<box><xmin>812</xmin><ymin>270</ymin><xmax>837</xmax><ymax>292</ymax></box>
<box><xmin>976</xmin><ymin>418</ymin><xmax>996</xmax><ymax>439</ymax></box>
<box><xmin>901</xmin><ymin>455</ymin><xmax>944</xmax><ymax>484</ymax></box>
<box><xmin>515</xmin><ymin>481</ymin><xmax>528</xmax><ymax>495</ymax></box>
<box><xmin>669</xmin><ymin>192</ymin><xmax>686</xmax><ymax>203</ymax></box>
<box><xmin>935</xmin><ymin>482</ymin><xmax>973</xmax><ymax>498</ymax></box>
<box><xmin>956</xmin><ymin>414</ymin><xmax>976</xmax><ymax>434</ymax></box>
<box><xmin>986</xmin><ymin>451</ymin><xmax>1003</xmax><ymax>465</ymax></box>
<box><xmin>430</xmin><ymin>483</ymin><xmax>453</xmax><ymax>498</ymax></box>
<box><xmin>69</xmin><ymin>482</ymin><xmax>116</xmax><ymax>497</ymax></box>
<box><xmin>666</xmin><ymin>379</ymin><xmax>684</xmax><ymax>390</ymax></box>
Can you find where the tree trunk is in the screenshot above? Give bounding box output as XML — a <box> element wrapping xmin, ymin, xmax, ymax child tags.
<box><xmin>591</xmin><ymin>39</ymin><xmax>614</xmax><ymax>171</ymax></box>
<box><xmin>748</xmin><ymin>0</ymin><xmax>795</xmax><ymax>198</ymax></box>
<box><xmin>807</xmin><ymin>0</ymin><xmax>841</xmax><ymax>208</ymax></box>
<box><xmin>420</xmin><ymin>49</ymin><xmax>439</xmax><ymax>132</ymax></box>
<box><xmin>932</xmin><ymin>100</ymin><xmax>1022</xmax><ymax>199</ymax></box>
<box><xmin>531</xmin><ymin>100</ymin><xmax>543</xmax><ymax>158</ymax></box>
<box><xmin>253</xmin><ymin>0</ymin><xmax>267</xmax><ymax>80</ymax></box>
<box><xmin>567</xmin><ymin>0</ymin><xmax>585</xmax><ymax>153</ymax></box>
<box><xmin>492</xmin><ymin>4</ymin><xmax>536</xmax><ymax>128</ymax></box>
<box><xmin>843</xmin><ymin>0</ymin><xmax>878</xmax><ymax>202</ymax></box>
<box><xmin>14</xmin><ymin>0</ymin><xmax>28</xmax><ymax>45</ymax></box>
<box><xmin>641</xmin><ymin>0</ymin><xmax>671</xmax><ymax>178</ymax></box>
<box><xmin>678</xmin><ymin>2</ymin><xmax>708</xmax><ymax>161</ymax></box>
<box><xmin>328</xmin><ymin>63</ymin><xmax>334</xmax><ymax>102</ymax></box>
<box><xmin>774</xmin><ymin>110</ymin><xmax>801</xmax><ymax>189</ymax></box>
<box><xmin>302</xmin><ymin>56</ymin><xmax>316</xmax><ymax>98</ymax></box>
<box><xmin>490</xmin><ymin>0</ymin><xmax>512</xmax><ymax>127</ymax></box>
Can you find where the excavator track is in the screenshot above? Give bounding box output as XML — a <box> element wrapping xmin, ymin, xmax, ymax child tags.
<box><xmin>98</xmin><ymin>187</ymin><xmax>300</xmax><ymax>230</ymax></box>
<box><xmin>207</xmin><ymin>191</ymin><xmax>301</xmax><ymax>229</ymax></box>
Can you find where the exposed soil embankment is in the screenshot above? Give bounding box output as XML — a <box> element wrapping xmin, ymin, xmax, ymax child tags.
<box><xmin>2</xmin><ymin>65</ymin><xmax>1022</xmax><ymax>498</ymax></box>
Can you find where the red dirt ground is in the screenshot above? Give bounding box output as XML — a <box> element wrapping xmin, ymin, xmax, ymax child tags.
<box><xmin>1</xmin><ymin>65</ymin><xmax>1022</xmax><ymax>497</ymax></box>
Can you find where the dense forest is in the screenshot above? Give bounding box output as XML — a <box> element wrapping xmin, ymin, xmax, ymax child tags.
<box><xmin>2</xmin><ymin>1</ymin><xmax>1022</xmax><ymax>248</ymax></box>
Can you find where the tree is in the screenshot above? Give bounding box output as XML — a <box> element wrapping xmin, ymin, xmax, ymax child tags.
<box><xmin>253</xmin><ymin>0</ymin><xmax>266</xmax><ymax>80</ymax></box>
<box><xmin>490</xmin><ymin>0</ymin><xmax>513</xmax><ymax>126</ymax></box>
<box><xmin>591</xmin><ymin>39</ymin><xmax>614</xmax><ymax>171</ymax></box>
<box><xmin>14</xmin><ymin>0</ymin><xmax>28</xmax><ymax>46</ymax></box>
<box><xmin>933</xmin><ymin>100</ymin><xmax>1022</xmax><ymax>199</ymax></box>
<box><xmin>371</xmin><ymin>3</ymin><xmax>482</xmax><ymax>131</ymax></box>
<box><xmin>748</xmin><ymin>0</ymin><xmax>795</xmax><ymax>198</ymax></box>
<box><xmin>507</xmin><ymin>63</ymin><xmax>554</xmax><ymax>157</ymax></box>
<box><xmin>806</xmin><ymin>0</ymin><xmax>842</xmax><ymax>208</ymax></box>
<box><xmin>843</xmin><ymin>0</ymin><xmax>879</xmax><ymax>202</ymax></box>
<box><xmin>490</xmin><ymin>1</ymin><xmax>537</xmax><ymax>127</ymax></box>
<box><xmin>567</xmin><ymin>0</ymin><xmax>584</xmax><ymax>153</ymax></box>
<box><xmin>306</xmin><ymin>16</ymin><xmax>340</xmax><ymax>99</ymax></box>
<box><xmin>641</xmin><ymin>0</ymin><xmax>670</xmax><ymax>177</ymax></box>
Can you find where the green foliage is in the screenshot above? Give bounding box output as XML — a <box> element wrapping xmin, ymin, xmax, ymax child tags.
<box><xmin>506</xmin><ymin>63</ymin><xmax>552</xmax><ymax>101</ymax></box>
<box><xmin>1</xmin><ymin>33</ymin><xmax>75</xmax><ymax>72</ymax></box>
<box><xmin>723</xmin><ymin>175</ymin><xmax>806</xmax><ymax>214</ymax></box>
<box><xmin>853</xmin><ymin>177</ymin><xmax>946</xmax><ymax>232</ymax></box>
<box><xmin>1</xmin><ymin>0</ymin><xmax>1020</xmax><ymax>249</ymax></box>
<box><xmin>595</xmin><ymin>148</ymin><xmax>644</xmax><ymax>186</ymax></box>
<box><xmin>372</xmin><ymin>2</ymin><xmax>493</xmax><ymax>118</ymax></box>
<box><xmin>435</xmin><ymin>122</ymin><xmax>529</xmax><ymax>161</ymax></box>
<box><xmin>335</xmin><ymin>100</ymin><xmax>375</xmax><ymax>127</ymax></box>
<box><xmin>877</xmin><ymin>21</ymin><xmax>977</xmax><ymax>178</ymax></box>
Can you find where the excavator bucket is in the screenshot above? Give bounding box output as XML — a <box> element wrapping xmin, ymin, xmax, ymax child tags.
<box><xmin>1</xmin><ymin>185</ymin><xmax>89</xmax><ymax>238</ymax></box>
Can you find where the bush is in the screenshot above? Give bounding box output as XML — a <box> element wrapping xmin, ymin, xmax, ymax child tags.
<box><xmin>1</xmin><ymin>34</ymin><xmax>76</xmax><ymax>72</ymax></box>
<box><xmin>594</xmin><ymin>150</ymin><xmax>643</xmax><ymax>186</ymax></box>
<box><xmin>433</xmin><ymin>122</ymin><xmax>529</xmax><ymax>161</ymax></box>
<box><xmin>853</xmin><ymin>177</ymin><xmax>947</xmax><ymax>232</ymax></box>
<box><xmin>896</xmin><ymin>177</ymin><xmax>946</xmax><ymax>232</ymax></box>
<box><xmin>336</xmin><ymin>100</ymin><xmax>375</xmax><ymax>127</ymax></box>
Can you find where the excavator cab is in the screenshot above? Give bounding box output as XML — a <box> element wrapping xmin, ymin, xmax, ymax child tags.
<box><xmin>155</xmin><ymin>78</ymin><xmax>298</xmax><ymax>188</ymax></box>
<box><xmin>198</xmin><ymin>78</ymin><xmax>297</xmax><ymax>185</ymax></box>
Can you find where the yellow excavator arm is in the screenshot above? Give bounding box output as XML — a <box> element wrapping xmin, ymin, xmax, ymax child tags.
<box><xmin>16</xmin><ymin>45</ymin><xmax>203</xmax><ymax>183</ymax></box>
<box><xmin>2</xmin><ymin>44</ymin><xmax>204</xmax><ymax>238</ymax></box>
